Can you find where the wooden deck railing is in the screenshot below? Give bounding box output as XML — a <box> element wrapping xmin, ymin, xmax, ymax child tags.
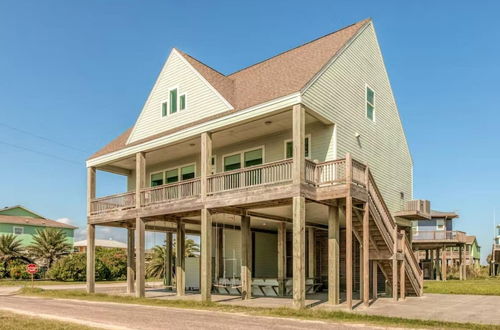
<box><xmin>314</xmin><ymin>159</ymin><xmax>346</xmax><ymax>185</ymax></box>
<box><xmin>207</xmin><ymin>159</ymin><xmax>293</xmax><ymax>194</ymax></box>
<box><xmin>405</xmin><ymin>234</ymin><xmax>423</xmax><ymax>278</ymax></box>
<box><xmin>413</xmin><ymin>230</ymin><xmax>466</xmax><ymax>242</ymax></box>
<box><xmin>404</xmin><ymin>200</ymin><xmax>430</xmax><ymax>214</ymax></box>
<box><xmin>90</xmin><ymin>192</ymin><xmax>136</xmax><ymax>215</ymax></box>
<box><xmin>351</xmin><ymin>159</ymin><xmax>367</xmax><ymax>187</ymax></box>
<box><xmin>140</xmin><ymin>178</ymin><xmax>201</xmax><ymax>206</ymax></box>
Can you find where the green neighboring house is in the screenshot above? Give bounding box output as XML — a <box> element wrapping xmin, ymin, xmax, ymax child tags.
<box><xmin>465</xmin><ymin>235</ymin><xmax>481</xmax><ymax>267</ymax></box>
<box><xmin>0</xmin><ymin>205</ymin><xmax>77</xmax><ymax>247</ymax></box>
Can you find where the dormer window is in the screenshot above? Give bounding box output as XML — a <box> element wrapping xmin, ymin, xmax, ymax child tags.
<box><xmin>169</xmin><ymin>88</ymin><xmax>178</xmax><ymax>114</ymax></box>
<box><xmin>162</xmin><ymin>89</ymin><xmax>186</xmax><ymax>116</ymax></box>
<box><xmin>180</xmin><ymin>94</ymin><xmax>186</xmax><ymax>110</ymax></box>
<box><xmin>366</xmin><ymin>85</ymin><xmax>375</xmax><ymax>121</ymax></box>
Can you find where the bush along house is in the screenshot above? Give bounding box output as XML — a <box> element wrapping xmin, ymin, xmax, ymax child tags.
<box><xmin>86</xmin><ymin>18</ymin><xmax>425</xmax><ymax>309</ymax></box>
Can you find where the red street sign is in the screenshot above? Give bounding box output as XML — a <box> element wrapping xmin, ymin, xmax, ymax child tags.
<box><xmin>26</xmin><ymin>264</ymin><xmax>38</xmax><ymax>274</ymax></box>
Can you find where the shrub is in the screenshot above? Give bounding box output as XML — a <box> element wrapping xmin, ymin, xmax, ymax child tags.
<box><xmin>48</xmin><ymin>249</ymin><xmax>126</xmax><ymax>282</ymax></box>
<box><xmin>96</xmin><ymin>248</ymin><xmax>127</xmax><ymax>281</ymax></box>
<box><xmin>6</xmin><ymin>259</ymin><xmax>38</xmax><ymax>280</ymax></box>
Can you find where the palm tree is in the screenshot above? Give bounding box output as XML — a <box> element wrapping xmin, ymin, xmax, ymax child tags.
<box><xmin>146</xmin><ymin>245</ymin><xmax>167</xmax><ymax>279</ymax></box>
<box><xmin>27</xmin><ymin>228</ymin><xmax>71</xmax><ymax>269</ymax></box>
<box><xmin>0</xmin><ymin>234</ymin><xmax>30</xmax><ymax>267</ymax></box>
<box><xmin>173</xmin><ymin>238</ymin><xmax>200</xmax><ymax>257</ymax></box>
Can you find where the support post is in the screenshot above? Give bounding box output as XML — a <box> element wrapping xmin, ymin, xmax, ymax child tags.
<box><xmin>399</xmin><ymin>230</ymin><xmax>406</xmax><ymax>300</ymax></box>
<box><xmin>328</xmin><ymin>205</ymin><xmax>339</xmax><ymax>305</ymax></box>
<box><xmin>241</xmin><ymin>214</ymin><xmax>252</xmax><ymax>300</ymax></box>
<box><xmin>165</xmin><ymin>232</ymin><xmax>173</xmax><ymax>288</ymax></box>
<box><xmin>308</xmin><ymin>228</ymin><xmax>315</xmax><ymax>279</ymax></box>
<box><xmin>461</xmin><ymin>244</ymin><xmax>467</xmax><ymax>280</ymax></box>
<box><xmin>441</xmin><ymin>245</ymin><xmax>447</xmax><ymax>281</ymax></box>
<box><xmin>277</xmin><ymin>222</ymin><xmax>287</xmax><ymax>296</ymax></box>
<box><xmin>86</xmin><ymin>166</ymin><xmax>96</xmax><ymax>216</ymax></box>
<box><xmin>292</xmin><ymin>104</ymin><xmax>305</xmax><ymax>186</ymax></box>
<box><xmin>362</xmin><ymin>201</ymin><xmax>370</xmax><ymax>306</ymax></box>
<box><xmin>458</xmin><ymin>245</ymin><xmax>463</xmax><ymax>280</ymax></box>
<box><xmin>135</xmin><ymin>217</ymin><xmax>145</xmax><ymax>297</ymax></box>
<box><xmin>200</xmin><ymin>131</ymin><xmax>213</xmax><ymax>302</ymax></box>
<box><xmin>292</xmin><ymin>196</ymin><xmax>306</xmax><ymax>309</ymax></box>
<box><xmin>435</xmin><ymin>248</ymin><xmax>441</xmax><ymax>281</ymax></box>
<box><xmin>200</xmin><ymin>208</ymin><xmax>212</xmax><ymax>302</ymax></box>
<box><xmin>86</xmin><ymin>166</ymin><xmax>96</xmax><ymax>294</ymax></box>
<box><xmin>346</xmin><ymin>196</ymin><xmax>353</xmax><ymax>309</ymax></box>
<box><xmin>345</xmin><ymin>153</ymin><xmax>353</xmax><ymax>309</ymax></box>
<box><xmin>86</xmin><ymin>224</ymin><xmax>95</xmax><ymax>293</ymax></box>
<box><xmin>392</xmin><ymin>227</ymin><xmax>398</xmax><ymax>301</ymax></box>
<box><xmin>127</xmin><ymin>227</ymin><xmax>135</xmax><ymax>294</ymax></box>
<box><xmin>372</xmin><ymin>261</ymin><xmax>378</xmax><ymax>300</ymax></box>
<box><xmin>176</xmin><ymin>220</ymin><xmax>185</xmax><ymax>296</ymax></box>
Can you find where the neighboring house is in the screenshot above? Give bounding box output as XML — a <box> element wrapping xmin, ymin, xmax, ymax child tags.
<box><xmin>74</xmin><ymin>239</ymin><xmax>127</xmax><ymax>252</ymax></box>
<box><xmin>86</xmin><ymin>18</ymin><xmax>423</xmax><ymax>309</ymax></box>
<box><xmin>491</xmin><ymin>225</ymin><xmax>500</xmax><ymax>276</ymax></box>
<box><xmin>397</xmin><ymin>203</ymin><xmax>471</xmax><ymax>280</ymax></box>
<box><xmin>0</xmin><ymin>205</ymin><xmax>76</xmax><ymax>247</ymax></box>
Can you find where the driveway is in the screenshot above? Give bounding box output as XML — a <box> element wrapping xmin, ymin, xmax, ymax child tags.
<box><xmin>0</xmin><ymin>295</ymin><xmax>383</xmax><ymax>330</ymax></box>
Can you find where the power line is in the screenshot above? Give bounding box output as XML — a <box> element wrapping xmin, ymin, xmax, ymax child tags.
<box><xmin>0</xmin><ymin>140</ymin><xmax>81</xmax><ymax>166</ymax></box>
<box><xmin>0</xmin><ymin>122</ymin><xmax>89</xmax><ymax>153</ymax></box>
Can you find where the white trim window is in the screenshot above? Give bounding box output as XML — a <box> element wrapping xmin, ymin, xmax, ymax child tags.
<box><xmin>223</xmin><ymin>147</ymin><xmax>264</xmax><ymax>172</ymax></box>
<box><xmin>366</xmin><ymin>85</ymin><xmax>375</xmax><ymax>121</ymax></box>
<box><xmin>150</xmin><ymin>163</ymin><xmax>196</xmax><ymax>187</ymax></box>
<box><xmin>179</xmin><ymin>93</ymin><xmax>187</xmax><ymax>111</ymax></box>
<box><xmin>13</xmin><ymin>226</ymin><xmax>24</xmax><ymax>235</ymax></box>
<box><xmin>162</xmin><ymin>88</ymin><xmax>187</xmax><ymax>117</ymax></box>
<box><xmin>284</xmin><ymin>135</ymin><xmax>311</xmax><ymax>159</ymax></box>
<box><xmin>436</xmin><ymin>219</ymin><xmax>445</xmax><ymax>231</ymax></box>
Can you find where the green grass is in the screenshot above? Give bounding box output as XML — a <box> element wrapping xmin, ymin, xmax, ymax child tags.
<box><xmin>0</xmin><ymin>278</ymin><xmax>160</xmax><ymax>287</ymax></box>
<box><xmin>424</xmin><ymin>278</ymin><xmax>500</xmax><ymax>296</ymax></box>
<box><xmin>0</xmin><ymin>310</ymin><xmax>94</xmax><ymax>330</ymax></box>
<box><xmin>0</xmin><ymin>279</ymin><xmax>124</xmax><ymax>287</ymax></box>
<box><xmin>18</xmin><ymin>287</ymin><xmax>500</xmax><ymax>329</ymax></box>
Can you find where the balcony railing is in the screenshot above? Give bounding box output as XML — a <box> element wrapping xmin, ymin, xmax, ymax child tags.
<box><xmin>207</xmin><ymin>159</ymin><xmax>293</xmax><ymax>194</ymax></box>
<box><xmin>89</xmin><ymin>157</ymin><xmax>370</xmax><ymax>216</ymax></box>
<box><xmin>89</xmin><ymin>191</ymin><xmax>136</xmax><ymax>215</ymax></box>
<box><xmin>494</xmin><ymin>244</ymin><xmax>500</xmax><ymax>251</ymax></box>
<box><xmin>141</xmin><ymin>178</ymin><xmax>201</xmax><ymax>207</ymax></box>
<box><xmin>412</xmin><ymin>230</ymin><xmax>466</xmax><ymax>242</ymax></box>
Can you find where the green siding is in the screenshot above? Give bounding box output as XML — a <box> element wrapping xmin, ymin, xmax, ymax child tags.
<box><xmin>0</xmin><ymin>223</ymin><xmax>74</xmax><ymax>246</ymax></box>
<box><xmin>302</xmin><ymin>23</ymin><xmax>413</xmax><ymax>214</ymax></box>
<box><xmin>469</xmin><ymin>240</ymin><xmax>481</xmax><ymax>260</ymax></box>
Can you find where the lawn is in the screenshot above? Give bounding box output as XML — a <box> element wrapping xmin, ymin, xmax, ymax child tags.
<box><xmin>424</xmin><ymin>278</ymin><xmax>500</xmax><ymax>296</ymax></box>
<box><xmin>0</xmin><ymin>278</ymin><xmax>159</xmax><ymax>287</ymax></box>
<box><xmin>19</xmin><ymin>287</ymin><xmax>499</xmax><ymax>329</ymax></box>
<box><xmin>0</xmin><ymin>310</ymin><xmax>93</xmax><ymax>330</ymax></box>
<box><xmin>0</xmin><ymin>279</ymin><xmax>124</xmax><ymax>287</ymax></box>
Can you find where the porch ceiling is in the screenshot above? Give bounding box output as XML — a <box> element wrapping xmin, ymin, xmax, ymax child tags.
<box><xmin>100</xmin><ymin>111</ymin><xmax>319</xmax><ymax>172</ymax></box>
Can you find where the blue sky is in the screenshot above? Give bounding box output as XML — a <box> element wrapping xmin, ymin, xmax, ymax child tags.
<box><xmin>1</xmin><ymin>1</ymin><xmax>499</xmax><ymax>262</ymax></box>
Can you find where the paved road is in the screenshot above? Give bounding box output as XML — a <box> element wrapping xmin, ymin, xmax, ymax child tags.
<box><xmin>0</xmin><ymin>295</ymin><xmax>381</xmax><ymax>330</ymax></box>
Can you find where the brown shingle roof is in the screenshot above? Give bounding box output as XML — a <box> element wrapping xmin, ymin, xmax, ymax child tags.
<box><xmin>465</xmin><ymin>235</ymin><xmax>476</xmax><ymax>245</ymax></box>
<box><xmin>0</xmin><ymin>215</ymin><xmax>77</xmax><ymax>229</ymax></box>
<box><xmin>89</xmin><ymin>19</ymin><xmax>370</xmax><ymax>160</ymax></box>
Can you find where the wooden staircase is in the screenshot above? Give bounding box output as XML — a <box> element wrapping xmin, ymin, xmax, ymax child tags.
<box><xmin>352</xmin><ymin>168</ymin><xmax>423</xmax><ymax>297</ymax></box>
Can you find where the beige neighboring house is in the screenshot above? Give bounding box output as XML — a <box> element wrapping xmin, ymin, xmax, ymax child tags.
<box><xmin>74</xmin><ymin>239</ymin><xmax>127</xmax><ymax>252</ymax></box>
<box><xmin>85</xmin><ymin>18</ymin><xmax>425</xmax><ymax>309</ymax></box>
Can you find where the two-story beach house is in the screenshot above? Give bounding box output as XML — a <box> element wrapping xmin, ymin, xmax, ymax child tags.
<box><xmin>86</xmin><ymin>18</ymin><xmax>423</xmax><ymax>309</ymax></box>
